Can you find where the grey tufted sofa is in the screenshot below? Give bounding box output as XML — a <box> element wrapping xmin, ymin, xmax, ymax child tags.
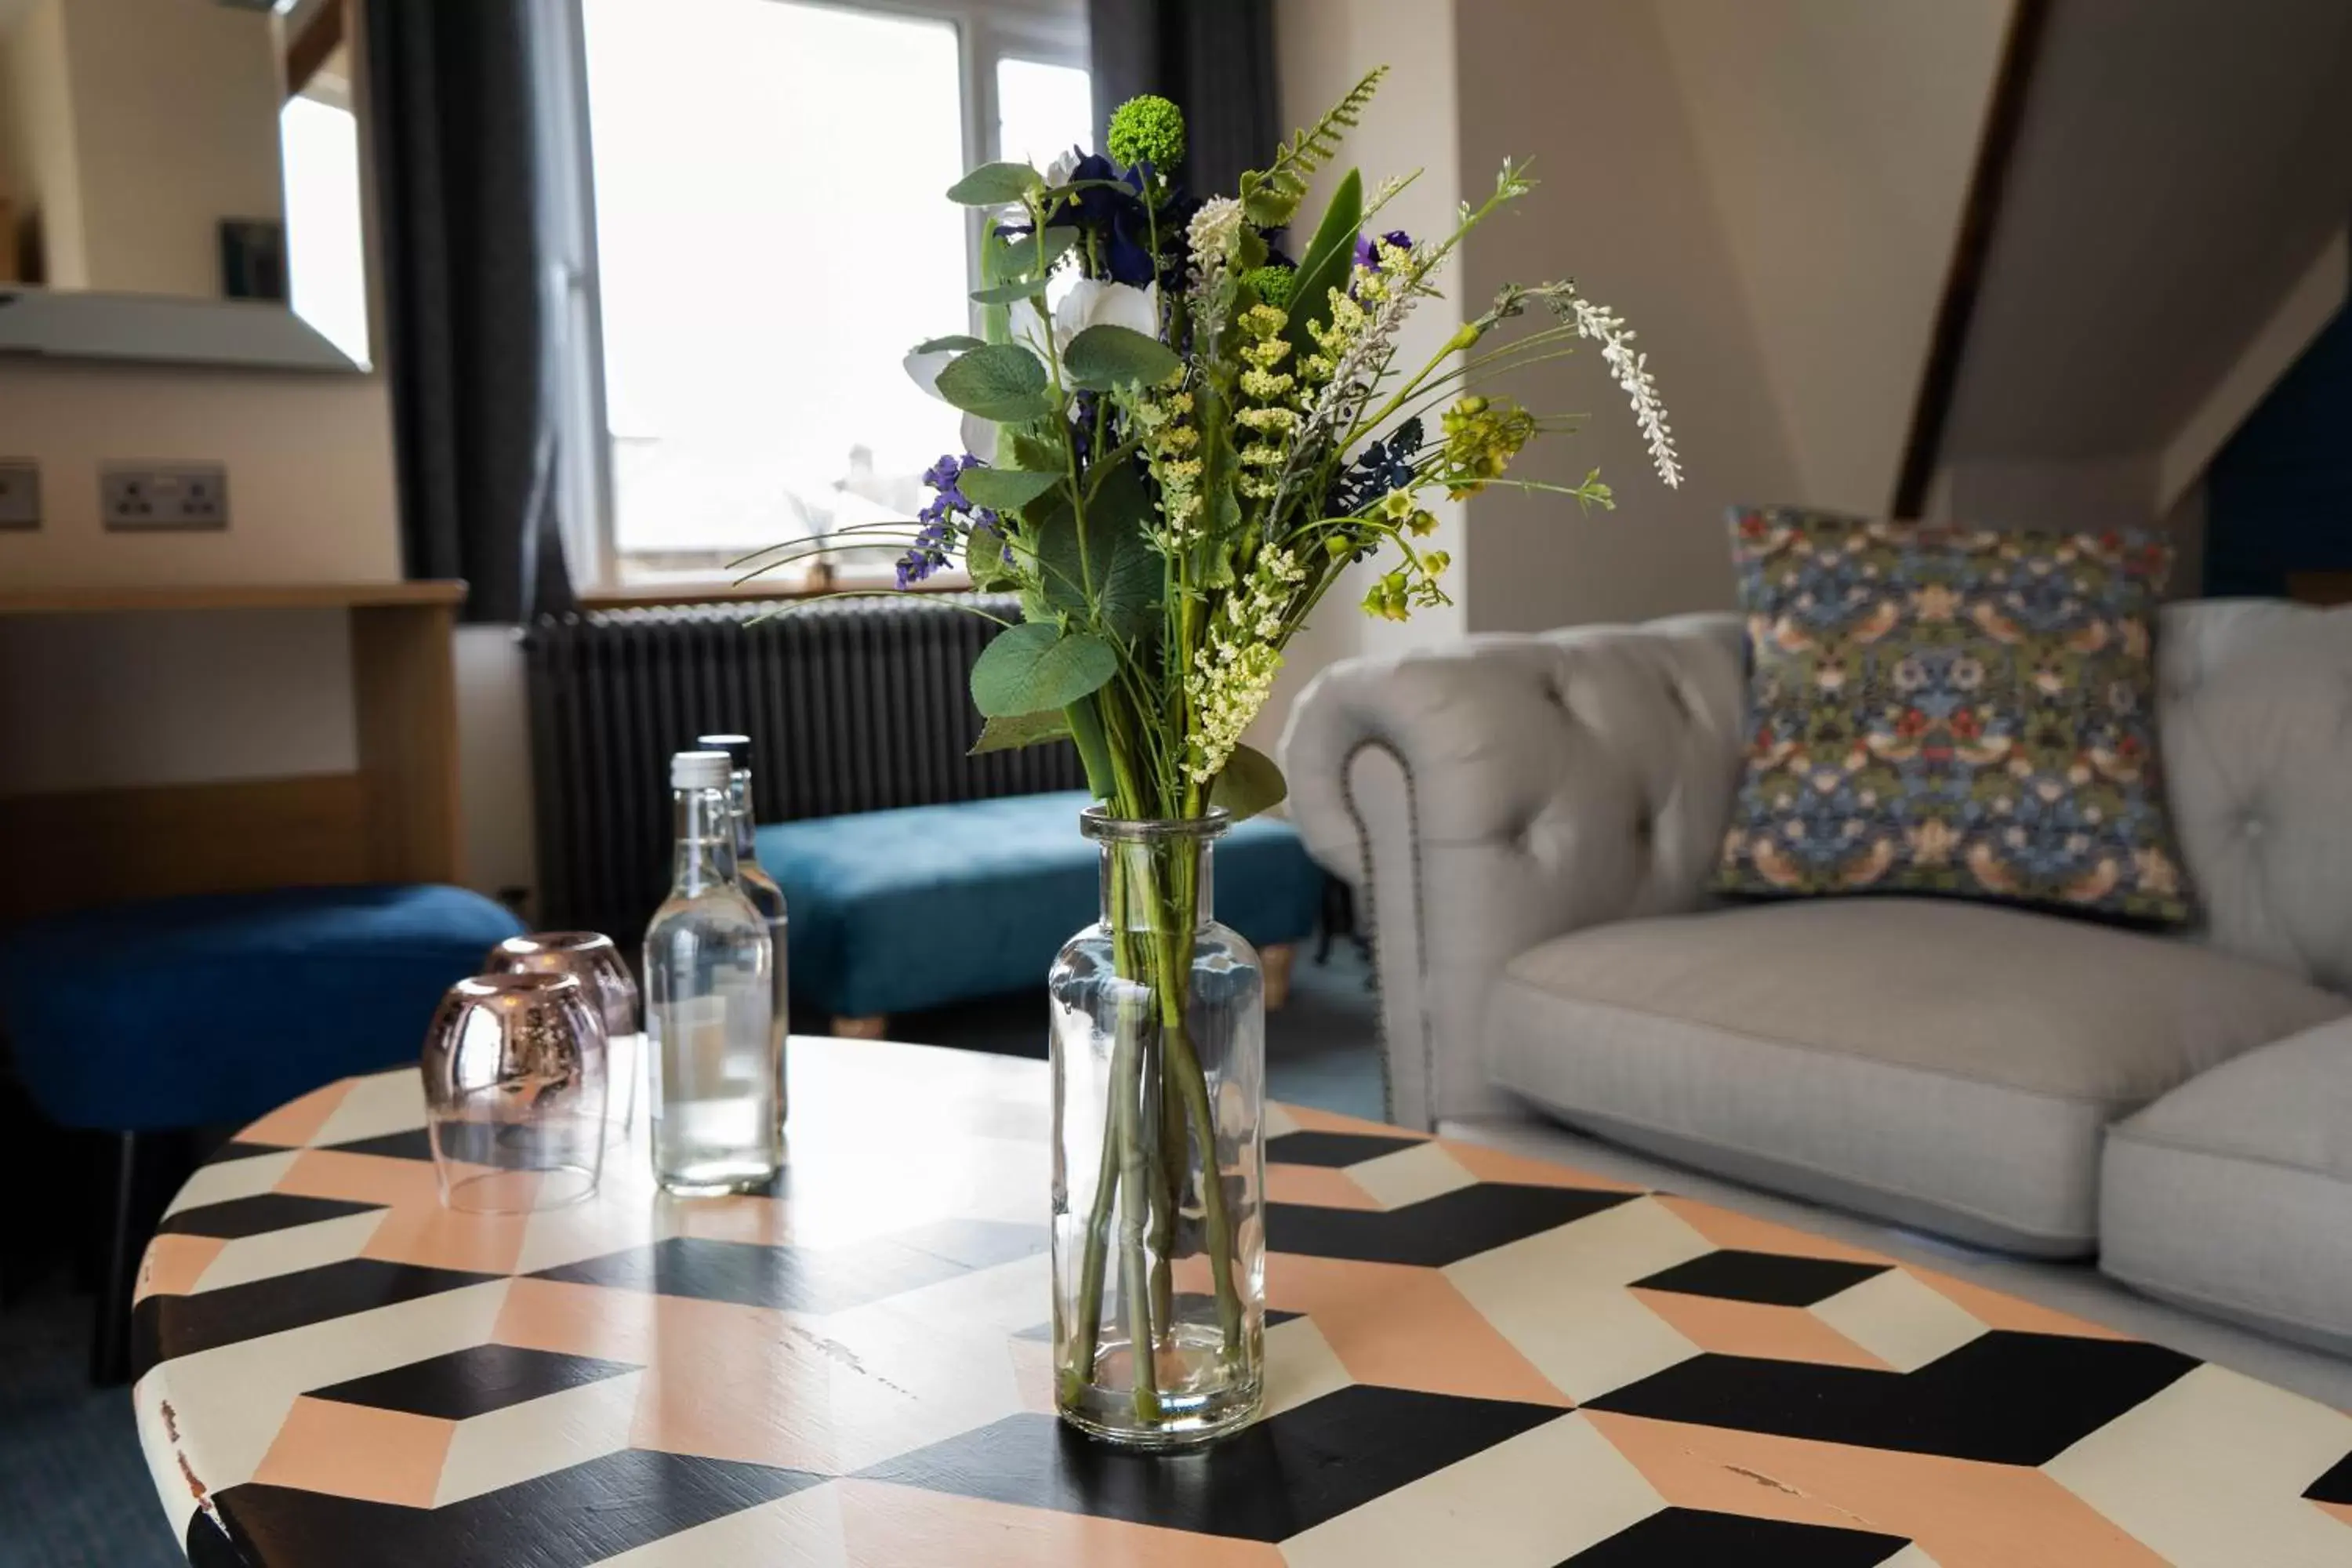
<box><xmin>1281</xmin><ymin>600</ymin><xmax>2352</xmax><ymax>1352</ymax></box>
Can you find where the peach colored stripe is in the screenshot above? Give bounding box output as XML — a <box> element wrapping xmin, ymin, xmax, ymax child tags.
<box><xmin>1442</xmin><ymin>1140</ymin><xmax>1646</xmax><ymax>1193</ymax></box>
<box><xmin>838</xmin><ymin>1479</ymin><xmax>1286</xmax><ymax>1568</ymax></box>
<box><xmin>674</xmin><ymin>1194</ymin><xmax>795</xmax><ymax>1247</ymax></box>
<box><xmin>252</xmin><ymin>1395</ymin><xmax>455</xmax><ymax>1508</ymax></box>
<box><xmin>275</xmin><ymin>1149</ymin><xmax>533</xmax><ymax>1276</ymax></box>
<box><xmin>136</xmin><ymin>1234</ymin><xmax>227</xmax><ymax>1303</ymax></box>
<box><xmin>1008</xmin><ymin>1337</ymin><xmax>1058</xmax><ymax>1416</ymax></box>
<box><xmin>240</xmin><ymin>1080</ymin><xmax>354</xmax><ymax>1147</ymax></box>
<box><xmin>1625</xmin><ymin>1288</ymin><xmax>1891</xmax><ymax>1370</ymax></box>
<box><xmin>1907</xmin><ymin>1265</ymin><xmax>2133</xmax><ymax>1341</ymax></box>
<box><xmin>1651</xmin><ymin>1194</ymin><xmax>1892</xmax><ymax>1265</ymax></box>
<box><xmin>495</xmin><ymin>1276</ymin><xmax>665</xmax><ymax>1363</ymax></box>
<box><xmin>497</xmin><ymin>1278</ymin><xmax>840</xmax><ymax>1472</ymax></box>
<box><xmin>1585</xmin><ymin>1411</ymin><xmax>2172</xmax><ymax>1566</ymax></box>
<box><xmin>1266</xmin><ymin>1163</ymin><xmax>1384</xmax><ymax>1210</ymax></box>
<box><xmin>1270</xmin><ymin>1252</ymin><xmax>1570</xmax><ymax>1407</ymax></box>
<box><xmin>1276</xmin><ymin>1102</ymin><xmax>1429</xmax><ymax>1138</ymax></box>
<box><xmin>2313</xmin><ymin>1499</ymin><xmax>2352</xmax><ymax>1530</ymax></box>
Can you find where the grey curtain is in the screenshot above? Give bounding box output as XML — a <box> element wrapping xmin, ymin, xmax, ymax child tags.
<box><xmin>366</xmin><ymin>0</ymin><xmax>573</xmax><ymax>622</ymax></box>
<box><xmin>1087</xmin><ymin>0</ymin><xmax>1278</xmax><ymax>198</ymax></box>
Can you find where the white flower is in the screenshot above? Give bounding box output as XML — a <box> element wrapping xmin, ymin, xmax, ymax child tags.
<box><xmin>1186</xmin><ymin>197</ymin><xmax>1244</xmax><ymax>272</ymax></box>
<box><xmin>1044</xmin><ymin>149</ymin><xmax>1080</xmax><ymax>187</ymax></box>
<box><xmin>1010</xmin><ymin>278</ymin><xmax>1161</xmax><ymax>361</ymax></box>
<box><xmin>902</xmin><ymin>344</ymin><xmax>957</xmax><ymax>401</ymax></box>
<box><xmin>1568</xmin><ymin>293</ymin><xmax>1682</xmax><ymax>488</ymax></box>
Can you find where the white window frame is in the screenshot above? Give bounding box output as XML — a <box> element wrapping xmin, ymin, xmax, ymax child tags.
<box><xmin>543</xmin><ymin>0</ymin><xmax>1088</xmax><ymax>597</ymax></box>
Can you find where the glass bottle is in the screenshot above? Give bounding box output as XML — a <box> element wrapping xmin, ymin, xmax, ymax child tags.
<box><xmin>697</xmin><ymin>731</ymin><xmax>789</xmax><ymax>1126</ymax></box>
<box><xmin>644</xmin><ymin>750</ymin><xmax>780</xmax><ymax>1193</ymax></box>
<box><xmin>1047</xmin><ymin>808</ymin><xmax>1265</xmax><ymax>1449</ymax></box>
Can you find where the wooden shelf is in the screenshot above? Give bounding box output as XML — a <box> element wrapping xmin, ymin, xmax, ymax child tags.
<box><xmin>0</xmin><ymin>580</ymin><xmax>466</xmax><ymax>616</ymax></box>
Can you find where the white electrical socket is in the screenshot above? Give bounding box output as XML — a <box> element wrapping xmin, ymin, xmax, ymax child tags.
<box><xmin>0</xmin><ymin>460</ymin><xmax>37</xmax><ymax>529</ymax></box>
<box><xmin>101</xmin><ymin>463</ymin><xmax>230</xmax><ymax>531</ymax></box>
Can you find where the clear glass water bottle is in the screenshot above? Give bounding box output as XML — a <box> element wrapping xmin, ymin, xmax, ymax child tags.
<box><xmin>697</xmin><ymin>732</ymin><xmax>790</xmax><ymax>1126</ymax></box>
<box><xmin>644</xmin><ymin>750</ymin><xmax>780</xmax><ymax>1193</ymax></box>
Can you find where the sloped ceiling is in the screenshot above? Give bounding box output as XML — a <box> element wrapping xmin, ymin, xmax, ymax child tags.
<box><xmin>1942</xmin><ymin>0</ymin><xmax>2352</xmax><ymax>463</ymax></box>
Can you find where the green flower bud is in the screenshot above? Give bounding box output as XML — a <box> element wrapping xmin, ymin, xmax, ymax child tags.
<box><xmin>1242</xmin><ymin>265</ymin><xmax>1296</xmax><ymax>310</ymax></box>
<box><xmin>1106</xmin><ymin>95</ymin><xmax>1186</xmax><ymax>174</ymax></box>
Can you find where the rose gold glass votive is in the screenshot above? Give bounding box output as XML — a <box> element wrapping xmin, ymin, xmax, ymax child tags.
<box><xmin>423</xmin><ymin>972</ymin><xmax>607</xmax><ymax>1214</ymax></box>
<box><xmin>484</xmin><ymin>931</ymin><xmax>641</xmax><ymax>1134</ymax></box>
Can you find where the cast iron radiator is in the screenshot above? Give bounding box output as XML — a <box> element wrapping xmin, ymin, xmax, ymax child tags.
<box><xmin>524</xmin><ymin>593</ymin><xmax>1086</xmax><ymax>939</ymax></box>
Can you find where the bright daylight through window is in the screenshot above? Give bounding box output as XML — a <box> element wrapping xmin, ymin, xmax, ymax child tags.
<box><xmin>580</xmin><ymin>0</ymin><xmax>1091</xmax><ymax>584</ymax></box>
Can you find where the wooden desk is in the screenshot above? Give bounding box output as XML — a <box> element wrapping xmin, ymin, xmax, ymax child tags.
<box><xmin>0</xmin><ymin>581</ymin><xmax>466</xmax><ymax>920</ymax></box>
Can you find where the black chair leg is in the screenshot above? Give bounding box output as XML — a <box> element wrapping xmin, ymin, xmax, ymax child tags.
<box><xmin>93</xmin><ymin>1129</ymin><xmax>183</xmax><ymax>1385</ymax></box>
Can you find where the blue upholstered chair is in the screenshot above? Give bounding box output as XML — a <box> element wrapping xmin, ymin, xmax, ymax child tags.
<box><xmin>0</xmin><ymin>882</ymin><xmax>524</xmax><ymax>1380</ymax></box>
<box><xmin>758</xmin><ymin>789</ymin><xmax>1326</xmax><ymax>1035</ymax></box>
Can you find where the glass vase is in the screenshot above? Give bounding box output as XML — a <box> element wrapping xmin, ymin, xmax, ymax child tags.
<box><xmin>1048</xmin><ymin>807</ymin><xmax>1265</xmax><ymax>1448</ymax></box>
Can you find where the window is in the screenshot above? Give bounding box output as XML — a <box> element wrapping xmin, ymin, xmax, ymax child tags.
<box><xmin>281</xmin><ymin>83</ymin><xmax>369</xmax><ymax>367</ymax></box>
<box><xmin>568</xmin><ymin>0</ymin><xmax>1091</xmax><ymax>590</ymax></box>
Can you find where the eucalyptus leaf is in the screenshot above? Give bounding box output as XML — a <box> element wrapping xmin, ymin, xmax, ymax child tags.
<box><xmin>1209</xmin><ymin>743</ymin><xmax>1288</xmax><ymax>822</ymax></box>
<box><xmin>1001</xmin><ymin>227</ymin><xmax>1080</xmax><ymax>276</ymax></box>
<box><xmin>969</xmin><ymin>709</ymin><xmax>1071</xmax><ymax>754</ymax></box>
<box><xmin>970</xmin><ymin>281</ymin><xmax>1047</xmax><ymax>307</ymax></box>
<box><xmin>947</xmin><ymin>162</ymin><xmax>1042</xmax><ymax>205</ymax></box>
<box><xmin>934</xmin><ymin>343</ymin><xmax>1052</xmax><ymax>423</ymax></box>
<box><xmin>1064</xmin><ymin>324</ymin><xmax>1182</xmax><ymax>390</ymax></box>
<box><xmin>912</xmin><ymin>334</ymin><xmax>984</xmax><ymax>355</ymax></box>
<box><xmin>969</xmin><ymin>622</ymin><xmax>1119</xmax><ymax>717</ymax></box>
<box><xmin>1032</xmin><ymin>464</ymin><xmax>1161</xmax><ymax>639</ymax></box>
<box><xmin>958</xmin><ymin>466</ymin><xmax>1062</xmax><ymax>511</ymax></box>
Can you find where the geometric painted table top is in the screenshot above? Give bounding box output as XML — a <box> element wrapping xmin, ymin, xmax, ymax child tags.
<box><xmin>136</xmin><ymin>1036</ymin><xmax>2352</xmax><ymax>1566</ymax></box>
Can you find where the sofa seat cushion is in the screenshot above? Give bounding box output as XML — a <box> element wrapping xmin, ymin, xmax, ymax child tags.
<box><xmin>2100</xmin><ymin>1018</ymin><xmax>2352</xmax><ymax>1353</ymax></box>
<box><xmin>0</xmin><ymin>884</ymin><xmax>524</xmax><ymax>1132</ymax></box>
<box><xmin>1484</xmin><ymin>897</ymin><xmax>2347</xmax><ymax>1254</ymax></box>
<box><xmin>758</xmin><ymin>790</ymin><xmax>1323</xmax><ymax>1019</ymax></box>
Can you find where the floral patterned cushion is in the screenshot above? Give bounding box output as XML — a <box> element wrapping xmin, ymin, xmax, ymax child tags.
<box><xmin>1715</xmin><ymin>508</ymin><xmax>2194</xmax><ymax>924</ymax></box>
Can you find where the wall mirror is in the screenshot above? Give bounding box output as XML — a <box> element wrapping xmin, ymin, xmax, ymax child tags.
<box><xmin>0</xmin><ymin>0</ymin><xmax>368</xmax><ymax>371</ymax></box>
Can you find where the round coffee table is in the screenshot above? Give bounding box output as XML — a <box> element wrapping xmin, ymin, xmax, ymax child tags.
<box><xmin>138</xmin><ymin>1036</ymin><xmax>2352</xmax><ymax>1566</ymax></box>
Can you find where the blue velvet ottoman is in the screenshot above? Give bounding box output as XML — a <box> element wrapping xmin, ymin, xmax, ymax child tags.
<box><xmin>757</xmin><ymin>790</ymin><xmax>1323</xmax><ymax>1028</ymax></box>
<box><xmin>0</xmin><ymin>882</ymin><xmax>524</xmax><ymax>1381</ymax></box>
<box><xmin>0</xmin><ymin>883</ymin><xmax>524</xmax><ymax>1132</ymax></box>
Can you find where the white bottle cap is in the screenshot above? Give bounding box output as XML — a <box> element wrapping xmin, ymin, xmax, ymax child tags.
<box><xmin>670</xmin><ymin>750</ymin><xmax>734</xmax><ymax>790</ymax></box>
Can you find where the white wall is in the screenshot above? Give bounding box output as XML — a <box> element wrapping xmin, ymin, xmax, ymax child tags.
<box><xmin>1251</xmin><ymin>0</ymin><xmax>1466</xmax><ymax>763</ymax></box>
<box><xmin>1657</xmin><ymin>0</ymin><xmax>2013</xmax><ymax>516</ymax></box>
<box><xmin>64</xmin><ymin>0</ymin><xmax>286</xmax><ymax>297</ymax></box>
<box><xmin>1455</xmin><ymin>0</ymin><xmax>1802</xmax><ymax>633</ymax></box>
<box><xmin>2</xmin><ymin>0</ymin><xmax>87</xmax><ymax>285</ymax></box>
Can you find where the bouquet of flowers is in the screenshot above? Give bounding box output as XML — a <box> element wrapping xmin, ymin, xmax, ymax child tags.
<box><xmin>751</xmin><ymin>67</ymin><xmax>1679</xmax><ymax>1441</ymax></box>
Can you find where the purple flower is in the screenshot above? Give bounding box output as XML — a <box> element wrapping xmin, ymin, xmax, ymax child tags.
<box><xmin>1353</xmin><ymin>230</ymin><xmax>1414</xmax><ymax>272</ymax></box>
<box><xmin>898</xmin><ymin>454</ymin><xmax>998</xmax><ymax>586</ymax></box>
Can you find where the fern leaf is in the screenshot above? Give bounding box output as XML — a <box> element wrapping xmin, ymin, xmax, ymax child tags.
<box><xmin>1240</xmin><ymin>65</ymin><xmax>1388</xmax><ymax>227</ymax></box>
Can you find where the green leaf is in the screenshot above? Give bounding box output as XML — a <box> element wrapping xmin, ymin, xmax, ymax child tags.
<box><xmin>1209</xmin><ymin>743</ymin><xmax>1288</xmax><ymax>822</ymax></box>
<box><xmin>1283</xmin><ymin>168</ymin><xmax>1363</xmax><ymax>358</ymax></box>
<box><xmin>934</xmin><ymin>343</ymin><xmax>1052</xmax><ymax>423</ymax></box>
<box><xmin>969</xmin><ymin>709</ymin><xmax>1071</xmax><ymax>754</ymax></box>
<box><xmin>947</xmin><ymin>161</ymin><xmax>1042</xmax><ymax>205</ymax></box>
<box><xmin>912</xmin><ymin>334</ymin><xmax>983</xmax><ymax>355</ymax></box>
<box><xmin>1009</xmin><ymin>432</ymin><xmax>1061</xmax><ymax>473</ymax></box>
<box><xmin>958</xmin><ymin>466</ymin><xmax>1062</xmax><ymax>512</ymax></box>
<box><xmin>969</xmin><ymin>622</ymin><xmax>1119</xmax><ymax>717</ymax></box>
<box><xmin>1031</xmin><ymin>463</ymin><xmax>1162</xmax><ymax>639</ymax></box>
<box><xmin>1064</xmin><ymin>695</ymin><xmax>1117</xmax><ymax>801</ymax></box>
<box><xmin>1063</xmin><ymin>325</ymin><xmax>1181</xmax><ymax>390</ymax></box>
<box><xmin>970</xmin><ymin>281</ymin><xmax>1047</xmax><ymax>307</ymax></box>
<box><xmin>1001</xmin><ymin>227</ymin><xmax>1079</xmax><ymax>276</ymax></box>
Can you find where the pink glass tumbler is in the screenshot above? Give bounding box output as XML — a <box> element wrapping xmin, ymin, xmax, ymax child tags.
<box><xmin>484</xmin><ymin>931</ymin><xmax>641</xmax><ymax>1134</ymax></box>
<box><xmin>423</xmin><ymin>972</ymin><xmax>607</xmax><ymax>1214</ymax></box>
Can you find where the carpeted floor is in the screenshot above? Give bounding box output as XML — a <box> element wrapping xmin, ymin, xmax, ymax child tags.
<box><xmin>0</xmin><ymin>945</ymin><xmax>1382</xmax><ymax>1567</ymax></box>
